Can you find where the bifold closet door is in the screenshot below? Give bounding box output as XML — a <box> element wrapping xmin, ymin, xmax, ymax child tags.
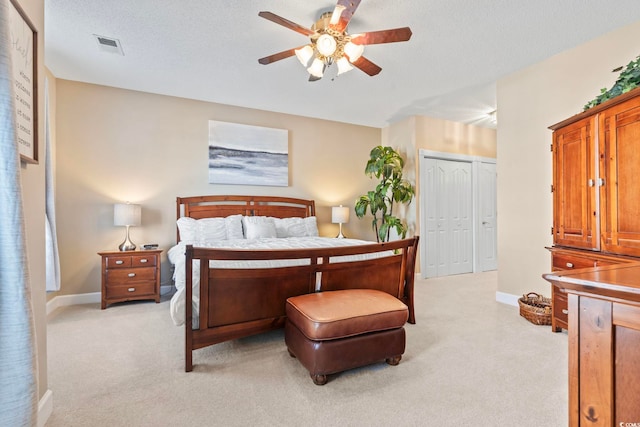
<box><xmin>423</xmin><ymin>158</ymin><xmax>473</xmax><ymax>277</ymax></box>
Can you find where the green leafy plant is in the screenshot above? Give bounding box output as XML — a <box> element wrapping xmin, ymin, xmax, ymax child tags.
<box><xmin>354</xmin><ymin>146</ymin><xmax>415</xmax><ymax>242</ymax></box>
<box><xmin>584</xmin><ymin>54</ymin><xmax>640</xmax><ymax>111</ymax></box>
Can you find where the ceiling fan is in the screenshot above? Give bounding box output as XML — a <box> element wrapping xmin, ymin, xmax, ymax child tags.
<box><xmin>258</xmin><ymin>0</ymin><xmax>412</xmax><ymax>81</ymax></box>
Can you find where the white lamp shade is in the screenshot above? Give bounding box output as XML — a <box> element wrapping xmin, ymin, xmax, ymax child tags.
<box><xmin>316</xmin><ymin>34</ymin><xmax>337</xmax><ymax>56</ymax></box>
<box><xmin>295</xmin><ymin>45</ymin><xmax>314</xmax><ymax>66</ymax></box>
<box><xmin>330</xmin><ymin>5</ymin><xmax>346</xmax><ymax>25</ymax></box>
<box><xmin>344</xmin><ymin>41</ymin><xmax>364</xmax><ymax>62</ymax></box>
<box><xmin>307</xmin><ymin>58</ymin><xmax>325</xmax><ymax>78</ymax></box>
<box><xmin>336</xmin><ymin>57</ymin><xmax>354</xmax><ymax>75</ymax></box>
<box><xmin>331</xmin><ymin>205</ymin><xmax>350</xmax><ymax>224</ymax></box>
<box><xmin>114</xmin><ymin>203</ymin><xmax>141</xmax><ymax>226</ymax></box>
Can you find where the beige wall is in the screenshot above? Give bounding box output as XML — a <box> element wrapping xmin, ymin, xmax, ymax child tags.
<box><xmin>14</xmin><ymin>0</ymin><xmax>47</xmax><ymax>405</ymax></box>
<box><xmin>382</xmin><ymin>115</ymin><xmax>497</xmax><ymax>241</ymax></box>
<box><xmin>497</xmin><ymin>20</ymin><xmax>640</xmax><ymax>297</ymax></box>
<box><xmin>53</xmin><ymin>80</ymin><xmax>382</xmax><ymax>296</ymax></box>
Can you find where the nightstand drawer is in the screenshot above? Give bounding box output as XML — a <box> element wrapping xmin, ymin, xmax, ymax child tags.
<box><xmin>106</xmin><ymin>283</ymin><xmax>156</xmax><ymax>299</ymax></box>
<box><xmin>106</xmin><ymin>256</ymin><xmax>133</xmax><ymax>268</ymax></box>
<box><xmin>132</xmin><ymin>254</ymin><xmax>156</xmax><ymax>267</ymax></box>
<box><xmin>106</xmin><ymin>267</ymin><xmax>156</xmax><ymax>285</ymax></box>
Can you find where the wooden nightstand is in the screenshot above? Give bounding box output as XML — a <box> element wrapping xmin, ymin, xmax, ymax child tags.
<box><xmin>98</xmin><ymin>249</ymin><xmax>162</xmax><ymax>309</ymax></box>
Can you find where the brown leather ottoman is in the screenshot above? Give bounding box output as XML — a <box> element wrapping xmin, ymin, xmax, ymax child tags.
<box><xmin>285</xmin><ymin>289</ymin><xmax>409</xmax><ymax>385</ymax></box>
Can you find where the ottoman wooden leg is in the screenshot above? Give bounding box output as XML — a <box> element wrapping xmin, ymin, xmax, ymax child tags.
<box><xmin>311</xmin><ymin>373</ymin><xmax>328</xmax><ymax>386</ymax></box>
<box><xmin>386</xmin><ymin>355</ymin><xmax>402</xmax><ymax>366</ymax></box>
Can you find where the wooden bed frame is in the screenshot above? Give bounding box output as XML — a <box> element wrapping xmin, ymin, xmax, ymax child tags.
<box><xmin>176</xmin><ymin>195</ymin><xmax>418</xmax><ymax>372</ymax></box>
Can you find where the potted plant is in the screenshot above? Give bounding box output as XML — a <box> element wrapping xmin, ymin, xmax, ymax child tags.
<box><xmin>355</xmin><ymin>146</ymin><xmax>415</xmax><ymax>242</ymax></box>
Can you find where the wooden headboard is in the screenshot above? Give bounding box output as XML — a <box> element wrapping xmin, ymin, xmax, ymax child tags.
<box><xmin>176</xmin><ymin>195</ymin><xmax>316</xmax><ymax>241</ymax></box>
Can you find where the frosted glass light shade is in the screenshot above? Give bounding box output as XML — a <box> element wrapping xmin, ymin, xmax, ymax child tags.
<box><xmin>295</xmin><ymin>45</ymin><xmax>314</xmax><ymax>66</ymax></box>
<box><xmin>331</xmin><ymin>205</ymin><xmax>350</xmax><ymax>224</ymax></box>
<box><xmin>344</xmin><ymin>41</ymin><xmax>364</xmax><ymax>62</ymax></box>
<box><xmin>316</xmin><ymin>34</ymin><xmax>337</xmax><ymax>56</ymax></box>
<box><xmin>330</xmin><ymin>5</ymin><xmax>345</xmax><ymax>25</ymax></box>
<box><xmin>336</xmin><ymin>57</ymin><xmax>354</xmax><ymax>75</ymax></box>
<box><xmin>307</xmin><ymin>58</ymin><xmax>325</xmax><ymax>78</ymax></box>
<box><xmin>114</xmin><ymin>203</ymin><xmax>141</xmax><ymax>226</ymax></box>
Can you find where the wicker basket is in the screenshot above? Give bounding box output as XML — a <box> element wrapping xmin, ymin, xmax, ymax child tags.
<box><xmin>518</xmin><ymin>292</ymin><xmax>552</xmax><ymax>325</ymax></box>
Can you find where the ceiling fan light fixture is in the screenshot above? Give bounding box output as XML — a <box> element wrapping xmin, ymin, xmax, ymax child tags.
<box><xmin>336</xmin><ymin>57</ymin><xmax>354</xmax><ymax>75</ymax></box>
<box><xmin>307</xmin><ymin>58</ymin><xmax>325</xmax><ymax>78</ymax></box>
<box><xmin>344</xmin><ymin>41</ymin><xmax>364</xmax><ymax>62</ymax></box>
<box><xmin>330</xmin><ymin>5</ymin><xmax>346</xmax><ymax>25</ymax></box>
<box><xmin>316</xmin><ymin>34</ymin><xmax>337</xmax><ymax>56</ymax></box>
<box><xmin>295</xmin><ymin>45</ymin><xmax>314</xmax><ymax>66</ymax></box>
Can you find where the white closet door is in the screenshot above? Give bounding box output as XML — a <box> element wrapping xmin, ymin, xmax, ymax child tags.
<box><xmin>479</xmin><ymin>162</ymin><xmax>497</xmax><ymax>271</ymax></box>
<box><xmin>423</xmin><ymin>158</ymin><xmax>473</xmax><ymax>277</ymax></box>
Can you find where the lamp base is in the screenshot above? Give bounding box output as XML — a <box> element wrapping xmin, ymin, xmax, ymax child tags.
<box><xmin>118</xmin><ymin>226</ymin><xmax>136</xmax><ymax>251</ymax></box>
<box><xmin>335</xmin><ymin>224</ymin><xmax>346</xmax><ymax>239</ymax></box>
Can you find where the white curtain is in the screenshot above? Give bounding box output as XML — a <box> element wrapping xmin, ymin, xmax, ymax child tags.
<box><xmin>45</xmin><ymin>77</ymin><xmax>60</xmax><ymax>291</ymax></box>
<box><xmin>0</xmin><ymin>0</ymin><xmax>38</xmax><ymax>425</ymax></box>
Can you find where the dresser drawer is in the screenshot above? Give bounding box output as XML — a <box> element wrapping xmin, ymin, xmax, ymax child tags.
<box><xmin>552</xmin><ymin>253</ymin><xmax>596</xmax><ymax>270</ymax></box>
<box><xmin>553</xmin><ymin>289</ymin><xmax>568</xmax><ymax>323</ymax></box>
<box><xmin>106</xmin><ymin>267</ymin><xmax>156</xmax><ymax>285</ymax></box>
<box><xmin>105</xmin><ymin>282</ymin><xmax>156</xmax><ymax>299</ymax></box>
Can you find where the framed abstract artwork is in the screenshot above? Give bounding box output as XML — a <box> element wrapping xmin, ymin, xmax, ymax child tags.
<box><xmin>208</xmin><ymin>121</ymin><xmax>289</xmax><ymax>186</ymax></box>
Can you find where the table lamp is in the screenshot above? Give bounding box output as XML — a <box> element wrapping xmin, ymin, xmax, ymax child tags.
<box><xmin>331</xmin><ymin>205</ymin><xmax>349</xmax><ymax>239</ymax></box>
<box><xmin>114</xmin><ymin>202</ymin><xmax>141</xmax><ymax>251</ymax></box>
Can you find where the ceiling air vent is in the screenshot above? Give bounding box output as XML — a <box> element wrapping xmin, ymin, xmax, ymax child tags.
<box><xmin>93</xmin><ymin>34</ymin><xmax>124</xmax><ymax>55</ymax></box>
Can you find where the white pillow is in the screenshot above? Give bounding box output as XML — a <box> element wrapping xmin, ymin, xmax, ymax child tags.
<box><xmin>273</xmin><ymin>216</ymin><xmax>319</xmax><ymax>238</ymax></box>
<box><xmin>243</xmin><ymin>216</ymin><xmax>277</xmax><ymax>239</ymax></box>
<box><xmin>177</xmin><ymin>214</ymin><xmax>243</xmax><ymax>243</ymax></box>
<box><xmin>224</xmin><ymin>215</ymin><xmax>244</xmax><ymax>240</ymax></box>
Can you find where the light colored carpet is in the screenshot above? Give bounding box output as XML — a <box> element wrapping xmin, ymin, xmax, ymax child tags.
<box><xmin>46</xmin><ymin>271</ymin><xmax>568</xmax><ymax>426</ymax></box>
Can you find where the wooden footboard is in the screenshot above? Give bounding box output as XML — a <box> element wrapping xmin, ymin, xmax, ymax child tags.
<box><xmin>184</xmin><ymin>236</ymin><xmax>419</xmax><ymax>371</ymax></box>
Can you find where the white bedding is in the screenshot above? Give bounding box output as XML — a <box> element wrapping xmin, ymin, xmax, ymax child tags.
<box><xmin>168</xmin><ymin>237</ymin><xmax>386</xmax><ymax>327</ymax></box>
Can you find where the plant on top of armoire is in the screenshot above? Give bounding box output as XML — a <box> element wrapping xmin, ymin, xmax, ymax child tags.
<box><xmin>355</xmin><ymin>146</ymin><xmax>415</xmax><ymax>243</ymax></box>
<box><xmin>583</xmin><ymin>54</ymin><xmax>640</xmax><ymax>111</ymax></box>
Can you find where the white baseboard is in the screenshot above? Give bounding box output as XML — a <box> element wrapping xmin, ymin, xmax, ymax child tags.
<box><xmin>47</xmin><ymin>292</ymin><xmax>101</xmax><ymax>315</ymax></box>
<box><xmin>38</xmin><ymin>389</ymin><xmax>53</xmax><ymax>427</ymax></box>
<box><xmin>47</xmin><ymin>285</ymin><xmax>175</xmax><ymax>315</ymax></box>
<box><xmin>495</xmin><ymin>291</ymin><xmax>519</xmax><ymax>307</ymax></box>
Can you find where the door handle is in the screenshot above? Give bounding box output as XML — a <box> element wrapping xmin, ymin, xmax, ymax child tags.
<box><xmin>482</xmin><ymin>221</ymin><xmax>489</xmax><ymax>225</ymax></box>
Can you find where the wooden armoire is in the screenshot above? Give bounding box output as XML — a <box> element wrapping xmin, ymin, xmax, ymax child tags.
<box><xmin>549</xmin><ymin>86</ymin><xmax>640</xmax><ymax>332</ymax></box>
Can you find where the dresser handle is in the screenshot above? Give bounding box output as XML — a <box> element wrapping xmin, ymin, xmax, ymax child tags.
<box><xmin>115</xmin><ymin>260</ymin><xmax>124</xmax><ymax>265</ymax></box>
<box><xmin>128</xmin><ymin>273</ymin><xmax>136</xmax><ymax>277</ymax></box>
<box><xmin>566</xmin><ymin>262</ymin><xmax>574</xmax><ymax>268</ymax></box>
<box><xmin>562</xmin><ymin>309</ymin><xmax>569</xmax><ymax>315</ymax></box>
<box><xmin>128</xmin><ymin>287</ymin><xmax>135</xmax><ymax>292</ymax></box>
<box><xmin>140</xmin><ymin>259</ymin><xmax>148</xmax><ymax>263</ymax></box>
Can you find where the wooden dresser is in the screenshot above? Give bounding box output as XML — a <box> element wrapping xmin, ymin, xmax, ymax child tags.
<box><xmin>549</xmin><ymin>86</ymin><xmax>640</xmax><ymax>331</ymax></box>
<box><xmin>98</xmin><ymin>249</ymin><xmax>162</xmax><ymax>309</ymax></box>
<box><xmin>543</xmin><ymin>263</ymin><xmax>640</xmax><ymax>426</ymax></box>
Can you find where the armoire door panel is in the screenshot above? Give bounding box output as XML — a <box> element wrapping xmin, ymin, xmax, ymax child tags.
<box><xmin>553</xmin><ymin>116</ymin><xmax>597</xmax><ymax>250</ymax></box>
<box><xmin>600</xmin><ymin>97</ymin><xmax>640</xmax><ymax>256</ymax></box>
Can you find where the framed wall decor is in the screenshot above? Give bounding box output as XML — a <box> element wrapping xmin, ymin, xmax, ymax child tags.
<box><xmin>9</xmin><ymin>0</ymin><xmax>38</xmax><ymax>164</ymax></box>
<box><xmin>208</xmin><ymin>121</ymin><xmax>289</xmax><ymax>186</ymax></box>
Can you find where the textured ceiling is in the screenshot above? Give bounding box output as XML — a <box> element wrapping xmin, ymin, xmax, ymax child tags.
<box><xmin>44</xmin><ymin>1</ymin><xmax>640</xmax><ymax>129</ymax></box>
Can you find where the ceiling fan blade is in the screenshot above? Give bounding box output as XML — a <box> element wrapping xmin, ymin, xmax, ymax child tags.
<box><xmin>258</xmin><ymin>46</ymin><xmax>306</xmax><ymax>65</ymax></box>
<box><xmin>350</xmin><ymin>27</ymin><xmax>413</xmax><ymax>45</ymax></box>
<box><xmin>333</xmin><ymin>0</ymin><xmax>362</xmax><ymax>32</ymax></box>
<box><xmin>258</xmin><ymin>11</ymin><xmax>314</xmax><ymax>36</ymax></box>
<box><xmin>351</xmin><ymin>56</ymin><xmax>382</xmax><ymax>76</ymax></box>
